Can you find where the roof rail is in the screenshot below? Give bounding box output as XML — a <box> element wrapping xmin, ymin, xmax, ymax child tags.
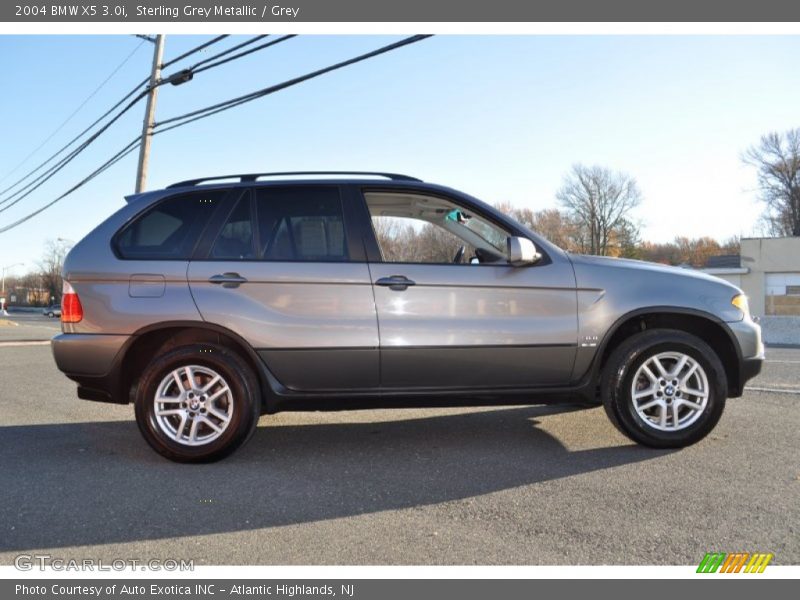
<box><xmin>167</xmin><ymin>171</ymin><xmax>422</xmax><ymax>188</ymax></box>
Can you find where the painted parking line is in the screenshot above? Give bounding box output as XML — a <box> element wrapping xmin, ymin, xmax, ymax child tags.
<box><xmin>765</xmin><ymin>360</ymin><xmax>800</xmax><ymax>364</ymax></box>
<box><xmin>0</xmin><ymin>340</ymin><xmax>51</xmax><ymax>348</ymax></box>
<box><xmin>745</xmin><ymin>386</ymin><xmax>800</xmax><ymax>395</ymax></box>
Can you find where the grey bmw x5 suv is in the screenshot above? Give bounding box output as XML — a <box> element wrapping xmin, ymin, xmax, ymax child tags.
<box><xmin>52</xmin><ymin>172</ymin><xmax>764</xmax><ymax>462</ymax></box>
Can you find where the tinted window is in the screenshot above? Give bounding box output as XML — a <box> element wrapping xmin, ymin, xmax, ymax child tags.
<box><xmin>256</xmin><ymin>187</ymin><xmax>348</xmax><ymax>261</ymax></box>
<box><xmin>211</xmin><ymin>195</ymin><xmax>255</xmax><ymax>259</ymax></box>
<box><xmin>116</xmin><ymin>191</ymin><xmax>223</xmax><ymax>259</ymax></box>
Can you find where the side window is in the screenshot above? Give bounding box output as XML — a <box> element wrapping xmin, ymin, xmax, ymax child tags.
<box><xmin>210</xmin><ymin>194</ymin><xmax>255</xmax><ymax>259</ymax></box>
<box><xmin>372</xmin><ymin>216</ymin><xmax>474</xmax><ymax>263</ymax></box>
<box><xmin>365</xmin><ymin>191</ymin><xmax>509</xmax><ymax>265</ymax></box>
<box><xmin>256</xmin><ymin>187</ymin><xmax>348</xmax><ymax>262</ymax></box>
<box><xmin>115</xmin><ymin>191</ymin><xmax>224</xmax><ymax>259</ymax></box>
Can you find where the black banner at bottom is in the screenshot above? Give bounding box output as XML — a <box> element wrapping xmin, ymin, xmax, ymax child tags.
<box><xmin>3</xmin><ymin>579</ymin><xmax>794</xmax><ymax>600</ymax></box>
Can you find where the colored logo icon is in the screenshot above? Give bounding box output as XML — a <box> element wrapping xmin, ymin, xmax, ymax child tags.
<box><xmin>697</xmin><ymin>552</ymin><xmax>773</xmax><ymax>573</ymax></box>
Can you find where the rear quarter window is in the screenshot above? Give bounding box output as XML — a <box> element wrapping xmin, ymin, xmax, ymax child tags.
<box><xmin>114</xmin><ymin>191</ymin><xmax>225</xmax><ymax>259</ymax></box>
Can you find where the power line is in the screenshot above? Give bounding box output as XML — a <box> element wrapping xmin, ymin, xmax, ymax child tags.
<box><xmin>0</xmin><ymin>137</ymin><xmax>141</xmax><ymax>234</ymax></box>
<box><xmin>192</xmin><ymin>35</ymin><xmax>296</xmax><ymax>75</ymax></box>
<box><xmin>0</xmin><ymin>35</ymin><xmax>434</xmax><ymax>234</ymax></box>
<box><xmin>161</xmin><ymin>35</ymin><xmax>229</xmax><ymax>69</ymax></box>
<box><xmin>0</xmin><ymin>39</ymin><xmax>146</xmax><ymax>189</ymax></box>
<box><xmin>0</xmin><ymin>75</ymin><xmax>149</xmax><ymax>205</ymax></box>
<box><xmin>0</xmin><ymin>35</ymin><xmax>296</xmax><ymax>207</ymax></box>
<box><xmin>0</xmin><ymin>90</ymin><xmax>148</xmax><ymax>215</ymax></box>
<box><xmin>188</xmin><ymin>35</ymin><xmax>268</xmax><ymax>71</ymax></box>
<box><xmin>154</xmin><ymin>35</ymin><xmax>432</xmax><ymax>134</ymax></box>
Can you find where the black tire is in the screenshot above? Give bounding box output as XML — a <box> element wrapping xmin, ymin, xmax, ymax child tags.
<box><xmin>134</xmin><ymin>343</ymin><xmax>260</xmax><ymax>463</ymax></box>
<box><xmin>601</xmin><ymin>329</ymin><xmax>727</xmax><ymax>448</ymax></box>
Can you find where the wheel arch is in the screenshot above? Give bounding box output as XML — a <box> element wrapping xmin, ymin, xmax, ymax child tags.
<box><xmin>120</xmin><ymin>321</ymin><xmax>276</xmax><ymax>413</ymax></box>
<box><xmin>593</xmin><ymin>307</ymin><xmax>743</xmax><ymax>397</ymax></box>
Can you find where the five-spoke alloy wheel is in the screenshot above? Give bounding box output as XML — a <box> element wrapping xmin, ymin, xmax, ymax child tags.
<box><xmin>135</xmin><ymin>344</ymin><xmax>260</xmax><ymax>463</ymax></box>
<box><xmin>630</xmin><ymin>352</ymin><xmax>709</xmax><ymax>432</ymax></box>
<box><xmin>602</xmin><ymin>329</ymin><xmax>726</xmax><ymax>448</ymax></box>
<box><xmin>153</xmin><ymin>365</ymin><xmax>235</xmax><ymax>447</ymax></box>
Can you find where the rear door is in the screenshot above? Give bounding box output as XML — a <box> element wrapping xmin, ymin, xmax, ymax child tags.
<box><xmin>188</xmin><ymin>185</ymin><xmax>379</xmax><ymax>392</ymax></box>
<box><xmin>359</xmin><ymin>188</ymin><xmax>578</xmax><ymax>390</ymax></box>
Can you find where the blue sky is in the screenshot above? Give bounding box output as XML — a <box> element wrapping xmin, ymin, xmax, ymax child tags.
<box><xmin>1</xmin><ymin>34</ymin><xmax>799</xmax><ymax>270</ymax></box>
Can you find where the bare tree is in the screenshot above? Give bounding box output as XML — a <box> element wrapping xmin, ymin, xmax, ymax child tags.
<box><xmin>743</xmin><ymin>129</ymin><xmax>800</xmax><ymax>236</ymax></box>
<box><xmin>495</xmin><ymin>204</ymin><xmax>584</xmax><ymax>252</ymax></box>
<box><xmin>37</xmin><ymin>238</ymin><xmax>72</xmax><ymax>304</ymax></box>
<box><xmin>371</xmin><ymin>217</ymin><xmax>469</xmax><ymax>263</ymax></box>
<box><xmin>556</xmin><ymin>164</ymin><xmax>643</xmax><ymax>256</ymax></box>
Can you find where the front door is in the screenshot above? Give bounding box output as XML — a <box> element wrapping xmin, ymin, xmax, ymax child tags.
<box><xmin>362</xmin><ymin>189</ymin><xmax>578</xmax><ymax>389</ymax></box>
<box><xmin>188</xmin><ymin>186</ymin><xmax>379</xmax><ymax>392</ymax></box>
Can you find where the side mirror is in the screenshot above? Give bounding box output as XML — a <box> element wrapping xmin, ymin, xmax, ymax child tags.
<box><xmin>507</xmin><ymin>236</ymin><xmax>540</xmax><ymax>266</ymax></box>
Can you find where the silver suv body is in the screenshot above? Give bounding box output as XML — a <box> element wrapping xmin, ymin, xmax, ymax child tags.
<box><xmin>52</xmin><ymin>172</ymin><xmax>764</xmax><ymax>461</ymax></box>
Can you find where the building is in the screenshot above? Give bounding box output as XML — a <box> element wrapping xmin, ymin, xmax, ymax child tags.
<box><xmin>3</xmin><ymin>286</ymin><xmax>50</xmax><ymax>307</ymax></box>
<box><xmin>701</xmin><ymin>237</ymin><xmax>800</xmax><ymax>317</ymax></box>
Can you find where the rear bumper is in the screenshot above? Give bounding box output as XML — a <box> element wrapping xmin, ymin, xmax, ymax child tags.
<box><xmin>51</xmin><ymin>333</ymin><xmax>131</xmax><ymax>404</ymax></box>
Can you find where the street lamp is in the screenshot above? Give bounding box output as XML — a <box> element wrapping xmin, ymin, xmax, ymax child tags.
<box><xmin>1</xmin><ymin>262</ymin><xmax>24</xmax><ymax>294</ymax></box>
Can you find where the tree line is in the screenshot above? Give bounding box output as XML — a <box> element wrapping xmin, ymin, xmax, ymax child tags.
<box><xmin>499</xmin><ymin>126</ymin><xmax>799</xmax><ymax>263</ymax></box>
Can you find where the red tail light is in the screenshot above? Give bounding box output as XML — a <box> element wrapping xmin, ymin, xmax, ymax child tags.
<box><xmin>61</xmin><ymin>281</ymin><xmax>83</xmax><ymax>323</ymax></box>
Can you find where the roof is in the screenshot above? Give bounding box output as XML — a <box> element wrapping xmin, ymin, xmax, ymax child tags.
<box><xmin>704</xmin><ymin>254</ymin><xmax>741</xmax><ymax>269</ymax></box>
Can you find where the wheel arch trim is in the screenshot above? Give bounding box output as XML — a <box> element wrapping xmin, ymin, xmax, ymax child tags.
<box><xmin>586</xmin><ymin>305</ymin><xmax>743</xmax><ymax>391</ymax></box>
<box><xmin>120</xmin><ymin>320</ymin><xmax>280</xmax><ymax>412</ymax></box>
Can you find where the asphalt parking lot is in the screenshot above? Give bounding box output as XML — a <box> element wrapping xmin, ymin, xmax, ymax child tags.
<box><xmin>0</xmin><ymin>314</ymin><xmax>798</xmax><ymax>565</ymax></box>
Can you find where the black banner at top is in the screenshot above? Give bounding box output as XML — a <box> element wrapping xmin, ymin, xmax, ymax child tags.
<box><xmin>3</xmin><ymin>0</ymin><xmax>800</xmax><ymax>22</ymax></box>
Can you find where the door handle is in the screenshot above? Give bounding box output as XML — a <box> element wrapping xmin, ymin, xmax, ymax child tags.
<box><xmin>375</xmin><ymin>275</ymin><xmax>416</xmax><ymax>291</ymax></box>
<box><xmin>208</xmin><ymin>272</ymin><xmax>248</xmax><ymax>288</ymax></box>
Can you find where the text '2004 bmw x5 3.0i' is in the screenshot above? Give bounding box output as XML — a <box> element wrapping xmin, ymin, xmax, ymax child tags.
<box><xmin>52</xmin><ymin>172</ymin><xmax>764</xmax><ymax>462</ymax></box>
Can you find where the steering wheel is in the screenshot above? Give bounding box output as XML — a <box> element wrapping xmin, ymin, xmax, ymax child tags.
<box><xmin>453</xmin><ymin>245</ymin><xmax>465</xmax><ymax>264</ymax></box>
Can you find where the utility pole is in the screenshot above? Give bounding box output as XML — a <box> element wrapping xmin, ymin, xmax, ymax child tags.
<box><xmin>135</xmin><ymin>34</ymin><xmax>165</xmax><ymax>194</ymax></box>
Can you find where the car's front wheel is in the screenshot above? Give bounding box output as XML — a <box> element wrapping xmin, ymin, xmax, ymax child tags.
<box><xmin>601</xmin><ymin>329</ymin><xmax>727</xmax><ymax>448</ymax></box>
<box><xmin>134</xmin><ymin>344</ymin><xmax>260</xmax><ymax>462</ymax></box>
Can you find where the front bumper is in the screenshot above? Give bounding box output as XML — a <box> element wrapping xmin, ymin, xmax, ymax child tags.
<box><xmin>740</xmin><ymin>356</ymin><xmax>764</xmax><ymax>388</ymax></box>
<box><xmin>51</xmin><ymin>333</ymin><xmax>131</xmax><ymax>404</ymax></box>
<box><xmin>726</xmin><ymin>318</ymin><xmax>765</xmax><ymax>396</ymax></box>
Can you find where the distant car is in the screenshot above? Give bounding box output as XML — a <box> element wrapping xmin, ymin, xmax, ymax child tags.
<box><xmin>51</xmin><ymin>171</ymin><xmax>764</xmax><ymax>462</ymax></box>
<box><xmin>43</xmin><ymin>304</ymin><xmax>61</xmax><ymax>318</ymax></box>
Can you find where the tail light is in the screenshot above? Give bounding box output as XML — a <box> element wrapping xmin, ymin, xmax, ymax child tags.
<box><xmin>61</xmin><ymin>280</ymin><xmax>83</xmax><ymax>323</ymax></box>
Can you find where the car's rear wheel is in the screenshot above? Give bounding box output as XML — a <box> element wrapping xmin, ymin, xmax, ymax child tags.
<box><xmin>601</xmin><ymin>329</ymin><xmax>727</xmax><ymax>448</ymax></box>
<box><xmin>134</xmin><ymin>343</ymin><xmax>260</xmax><ymax>462</ymax></box>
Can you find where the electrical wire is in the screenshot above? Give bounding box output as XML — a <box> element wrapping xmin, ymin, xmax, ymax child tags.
<box><xmin>0</xmin><ymin>35</ymin><xmax>434</xmax><ymax>234</ymax></box>
<box><xmin>0</xmin><ymin>89</ymin><xmax>148</xmax><ymax>215</ymax></box>
<box><xmin>0</xmin><ymin>137</ymin><xmax>141</xmax><ymax>234</ymax></box>
<box><xmin>154</xmin><ymin>35</ymin><xmax>432</xmax><ymax>134</ymax></box>
<box><xmin>192</xmin><ymin>35</ymin><xmax>296</xmax><ymax>75</ymax></box>
<box><xmin>0</xmin><ymin>35</ymin><xmax>294</xmax><ymax>206</ymax></box>
<box><xmin>188</xmin><ymin>35</ymin><xmax>268</xmax><ymax>71</ymax></box>
<box><xmin>160</xmin><ymin>35</ymin><xmax>229</xmax><ymax>69</ymax></box>
<box><xmin>0</xmin><ymin>39</ymin><xmax>145</xmax><ymax>189</ymax></box>
<box><xmin>0</xmin><ymin>41</ymin><xmax>148</xmax><ymax>198</ymax></box>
